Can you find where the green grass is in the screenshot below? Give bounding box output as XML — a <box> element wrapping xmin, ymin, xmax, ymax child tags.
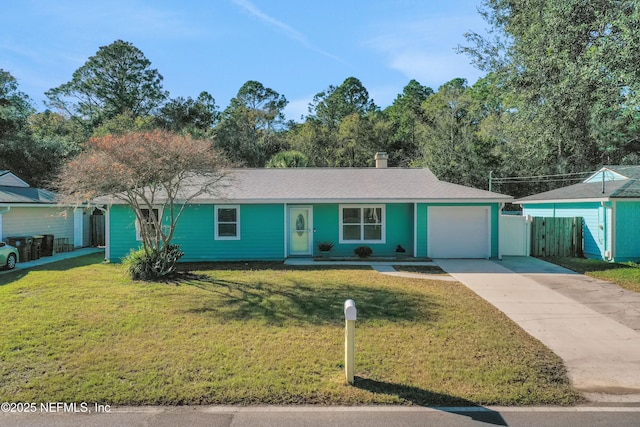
<box><xmin>0</xmin><ymin>254</ymin><xmax>581</xmax><ymax>406</ymax></box>
<box><xmin>542</xmin><ymin>257</ymin><xmax>640</xmax><ymax>293</ymax></box>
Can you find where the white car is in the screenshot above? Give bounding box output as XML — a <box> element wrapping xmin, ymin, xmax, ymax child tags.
<box><xmin>0</xmin><ymin>242</ymin><xmax>19</xmax><ymax>270</ymax></box>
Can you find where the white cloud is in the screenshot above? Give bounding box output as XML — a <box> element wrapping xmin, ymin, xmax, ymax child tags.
<box><xmin>366</xmin><ymin>14</ymin><xmax>485</xmax><ymax>88</ymax></box>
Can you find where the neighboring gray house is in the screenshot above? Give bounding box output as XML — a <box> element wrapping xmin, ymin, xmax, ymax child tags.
<box><xmin>0</xmin><ymin>171</ymin><xmax>92</xmax><ymax>251</ymax></box>
<box><xmin>516</xmin><ymin>165</ymin><xmax>640</xmax><ymax>262</ymax></box>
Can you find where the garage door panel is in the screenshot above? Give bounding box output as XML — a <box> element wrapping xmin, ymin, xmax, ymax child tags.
<box><xmin>428</xmin><ymin>206</ymin><xmax>490</xmax><ymax>259</ymax></box>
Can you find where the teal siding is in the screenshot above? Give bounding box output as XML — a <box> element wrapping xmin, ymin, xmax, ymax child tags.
<box><xmin>109</xmin><ymin>201</ymin><xmax>503</xmax><ymax>261</ymax></box>
<box><xmin>312</xmin><ymin>203</ymin><xmax>414</xmax><ymax>257</ymax></box>
<box><xmin>109</xmin><ymin>204</ymin><xmax>285</xmax><ymax>262</ymax></box>
<box><xmin>311</xmin><ymin>204</ymin><xmax>339</xmax><ymax>254</ymax></box>
<box><xmin>109</xmin><ymin>205</ymin><xmax>139</xmax><ymax>261</ymax></box>
<box><xmin>175</xmin><ymin>204</ymin><xmax>284</xmax><ymax>261</ymax></box>
<box><xmin>614</xmin><ymin>201</ymin><xmax>640</xmax><ymax>262</ymax></box>
<box><xmin>420</xmin><ymin>203</ymin><xmax>500</xmax><ymax>258</ymax></box>
<box><xmin>522</xmin><ymin>202</ymin><xmax>606</xmax><ymax>259</ymax></box>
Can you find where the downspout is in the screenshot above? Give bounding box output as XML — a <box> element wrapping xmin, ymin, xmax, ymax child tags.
<box><xmin>283</xmin><ymin>203</ymin><xmax>288</xmax><ymax>260</ymax></box>
<box><xmin>0</xmin><ymin>206</ymin><xmax>10</xmax><ymax>242</ymax></box>
<box><xmin>600</xmin><ymin>201</ymin><xmax>613</xmax><ymax>261</ymax></box>
<box><xmin>413</xmin><ymin>203</ymin><xmax>418</xmax><ymax>258</ymax></box>
<box><xmin>498</xmin><ymin>203</ymin><xmax>504</xmax><ymax>260</ymax></box>
<box><xmin>610</xmin><ymin>201</ymin><xmax>617</xmax><ymax>262</ymax></box>
<box><xmin>93</xmin><ymin>205</ymin><xmax>109</xmax><ymax>261</ymax></box>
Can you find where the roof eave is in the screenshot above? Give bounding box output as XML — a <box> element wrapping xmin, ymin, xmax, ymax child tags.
<box><xmin>0</xmin><ymin>202</ymin><xmax>87</xmax><ymax>208</ymax></box>
<box><xmin>105</xmin><ymin>197</ymin><xmax>512</xmax><ymax>205</ymax></box>
<box><xmin>515</xmin><ymin>197</ymin><xmax>611</xmax><ymax>205</ymax></box>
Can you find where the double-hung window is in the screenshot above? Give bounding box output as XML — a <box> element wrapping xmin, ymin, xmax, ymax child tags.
<box><xmin>339</xmin><ymin>205</ymin><xmax>385</xmax><ymax>243</ymax></box>
<box><xmin>215</xmin><ymin>205</ymin><xmax>240</xmax><ymax>240</ymax></box>
<box><xmin>136</xmin><ymin>208</ymin><xmax>159</xmax><ymax>241</ymax></box>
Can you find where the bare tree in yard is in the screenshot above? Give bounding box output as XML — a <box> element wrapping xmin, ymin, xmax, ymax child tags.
<box><xmin>57</xmin><ymin>130</ymin><xmax>231</xmax><ymax>279</ymax></box>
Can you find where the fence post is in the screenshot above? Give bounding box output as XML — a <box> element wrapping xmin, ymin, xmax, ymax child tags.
<box><xmin>344</xmin><ymin>299</ymin><xmax>357</xmax><ymax>384</ymax></box>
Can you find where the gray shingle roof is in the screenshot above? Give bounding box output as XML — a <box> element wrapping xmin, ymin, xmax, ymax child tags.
<box><xmin>0</xmin><ymin>186</ymin><xmax>58</xmax><ymax>204</ymax></box>
<box><xmin>601</xmin><ymin>165</ymin><xmax>640</xmax><ymax>180</ymax></box>
<box><xmin>98</xmin><ymin>168</ymin><xmax>512</xmax><ymax>204</ymax></box>
<box><xmin>516</xmin><ymin>165</ymin><xmax>640</xmax><ymax>203</ymax></box>
<box><xmin>515</xmin><ymin>180</ymin><xmax>627</xmax><ymax>203</ymax></box>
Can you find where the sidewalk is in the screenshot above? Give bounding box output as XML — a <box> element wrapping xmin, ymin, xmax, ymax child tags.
<box><xmin>4</xmin><ymin>405</ymin><xmax>640</xmax><ymax>427</ymax></box>
<box><xmin>1</xmin><ymin>247</ymin><xmax>104</xmax><ymax>274</ymax></box>
<box><xmin>435</xmin><ymin>258</ymin><xmax>640</xmax><ymax>396</ymax></box>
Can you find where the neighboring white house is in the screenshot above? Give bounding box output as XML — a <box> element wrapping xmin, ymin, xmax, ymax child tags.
<box><xmin>0</xmin><ymin>170</ymin><xmax>92</xmax><ymax>251</ymax></box>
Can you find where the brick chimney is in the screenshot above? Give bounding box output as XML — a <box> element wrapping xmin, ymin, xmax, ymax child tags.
<box><xmin>375</xmin><ymin>152</ymin><xmax>388</xmax><ymax>168</ymax></box>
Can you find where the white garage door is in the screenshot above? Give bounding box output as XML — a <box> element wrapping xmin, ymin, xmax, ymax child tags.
<box><xmin>428</xmin><ymin>206</ymin><xmax>491</xmax><ymax>258</ymax></box>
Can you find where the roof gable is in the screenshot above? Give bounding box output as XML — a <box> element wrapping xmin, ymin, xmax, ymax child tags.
<box><xmin>0</xmin><ymin>171</ymin><xmax>30</xmax><ymax>188</ymax></box>
<box><xmin>585</xmin><ymin>165</ymin><xmax>640</xmax><ymax>183</ymax></box>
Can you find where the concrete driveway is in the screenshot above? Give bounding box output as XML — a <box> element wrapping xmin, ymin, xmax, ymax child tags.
<box><xmin>434</xmin><ymin>257</ymin><xmax>640</xmax><ymax>399</ymax></box>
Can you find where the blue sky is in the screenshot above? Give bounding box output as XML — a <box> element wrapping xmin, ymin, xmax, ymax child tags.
<box><xmin>2</xmin><ymin>0</ymin><xmax>487</xmax><ymax>121</ymax></box>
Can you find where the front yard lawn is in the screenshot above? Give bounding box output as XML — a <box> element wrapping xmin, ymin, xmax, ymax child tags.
<box><xmin>542</xmin><ymin>257</ymin><xmax>640</xmax><ymax>293</ymax></box>
<box><xmin>0</xmin><ymin>254</ymin><xmax>580</xmax><ymax>406</ymax></box>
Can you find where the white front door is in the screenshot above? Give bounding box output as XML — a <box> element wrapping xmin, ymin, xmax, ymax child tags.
<box><xmin>288</xmin><ymin>206</ymin><xmax>313</xmax><ymax>256</ymax></box>
<box><xmin>74</xmin><ymin>209</ymin><xmax>83</xmax><ymax>248</ymax></box>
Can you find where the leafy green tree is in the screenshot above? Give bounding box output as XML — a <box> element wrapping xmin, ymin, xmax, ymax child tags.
<box><xmin>92</xmin><ymin>111</ymin><xmax>155</xmax><ymax>137</ymax></box>
<box><xmin>27</xmin><ymin>111</ymin><xmax>86</xmax><ymax>183</ymax></box>
<box><xmin>0</xmin><ymin>69</ymin><xmax>33</xmax><ymax>138</ymax></box>
<box><xmin>156</xmin><ymin>91</ymin><xmax>219</xmax><ymax>137</ymax></box>
<box><xmin>308</xmin><ymin>77</ymin><xmax>377</xmax><ymax>129</ymax></box>
<box><xmin>333</xmin><ymin>113</ymin><xmax>376</xmax><ymax>167</ymax></box>
<box><xmin>216</xmin><ymin>81</ymin><xmax>288</xmax><ymax>167</ymax></box>
<box><xmin>460</xmin><ymin>0</ymin><xmax>640</xmax><ymax>184</ymax></box>
<box><xmin>289</xmin><ymin>77</ymin><xmax>382</xmax><ymax>166</ymax></box>
<box><xmin>285</xmin><ymin>119</ymin><xmax>332</xmax><ymax>166</ymax></box>
<box><xmin>266</xmin><ymin>150</ymin><xmax>309</xmax><ymax>167</ymax></box>
<box><xmin>0</xmin><ymin>70</ymin><xmax>69</xmax><ymax>187</ymax></box>
<box><xmin>28</xmin><ymin>111</ymin><xmax>85</xmax><ymax>144</ymax></box>
<box><xmin>415</xmin><ymin>78</ymin><xmax>496</xmax><ymax>189</ymax></box>
<box><xmin>46</xmin><ymin>40</ymin><xmax>168</xmax><ymax>130</ymax></box>
<box><xmin>385</xmin><ymin>80</ymin><xmax>434</xmax><ymax>166</ymax></box>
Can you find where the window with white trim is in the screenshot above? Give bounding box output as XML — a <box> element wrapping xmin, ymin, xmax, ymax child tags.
<box><xmin>136</xmin><ymin>208</ymin><xmax>159</xmax><ymax>241</ymax></box>
<box><xmin>339</xmin><ymin>205</ymin><xmax>385</xmax><ymax>243</ymax></box>
<box><xmin>215</xmin><ymin>205</ymin><xmax>240</xmax><ymax>240</ymax></box>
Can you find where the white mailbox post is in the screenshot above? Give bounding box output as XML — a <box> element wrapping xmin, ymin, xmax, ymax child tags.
<box><xmin>344</xmin><ymin>299</ymin><xmax>357</xmax><ymax>384</ymax></box>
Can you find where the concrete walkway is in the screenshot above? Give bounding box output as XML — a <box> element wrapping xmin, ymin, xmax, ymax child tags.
<box><xmin>1</xmin><ymin>247</ymin><xmax>104</xmax><ymax>274</ymax></box>
<box><xmin>435</xmin><ymin>257</ymin><xmax>640</xmax><ymax>397</ymax></box>
<box><xmin>284</xmin><ymin>258</ymin><xmax>458</xmax><ymax>281</ymax></box>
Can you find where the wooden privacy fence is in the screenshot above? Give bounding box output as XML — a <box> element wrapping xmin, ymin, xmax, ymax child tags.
<box><xmin>530</xmin><ymin>217</ymin><xmax>583</xmax><ymax>257</ymax></box>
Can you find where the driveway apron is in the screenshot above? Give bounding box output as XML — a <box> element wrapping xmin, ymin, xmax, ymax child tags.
<box><xmin>435</xmin><ymin>258</ymin><xmax>640</xmax><ymax>394</ymax></box>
